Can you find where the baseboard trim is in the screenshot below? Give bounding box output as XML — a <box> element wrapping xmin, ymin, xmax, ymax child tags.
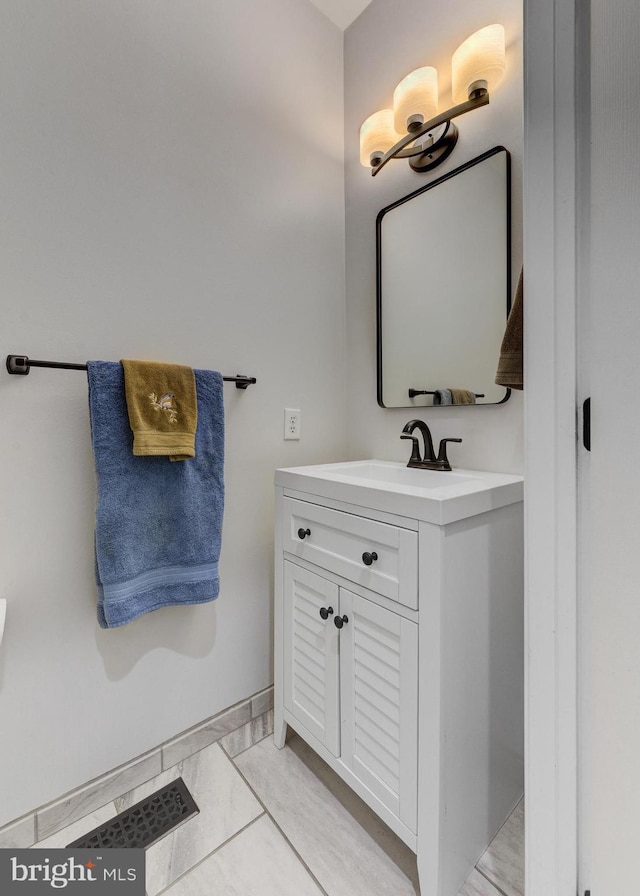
<box><xmin>0</xmin><ymin>686</ymin><xmax>274</xmax><ymax>848</ymax></box>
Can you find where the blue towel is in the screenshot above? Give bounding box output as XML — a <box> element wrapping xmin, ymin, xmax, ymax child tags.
<box><xmin>87</xmin><ymin>361</ymin><xmax>224</xmax><ymax>628</ymax></box>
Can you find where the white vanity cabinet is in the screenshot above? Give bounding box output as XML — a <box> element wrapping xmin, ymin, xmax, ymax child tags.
<box><xmin>282</xmin><ymin>558</ymin><xmax>419</xmax><ymax>835</ymax></box>
<box><xmin>274</xmin><ymin>461</ymin><xmax>524</xmax><ymax>896</ymax></box>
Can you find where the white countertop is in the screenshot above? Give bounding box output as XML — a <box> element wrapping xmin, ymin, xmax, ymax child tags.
<box><xmin>275</xmin><ymin>459</ymin><xmax>524</xmax><ymax>525</ymax></box>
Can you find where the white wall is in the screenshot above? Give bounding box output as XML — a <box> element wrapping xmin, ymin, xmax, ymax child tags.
<box><xmin>344</xmin><ymin>0</ymin><xmax>523</xmax><ymax>474</ymax></box>
<box><xmin>0</xmin><ymin>0</ymin><xmax>346</xmax><ymax>827</ymax></box>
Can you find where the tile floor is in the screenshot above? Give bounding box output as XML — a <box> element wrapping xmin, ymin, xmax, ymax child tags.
<box><xmin>31</xmin><ymin>730</ymin><xmax>524</xmax><ymax>896</ymax></box>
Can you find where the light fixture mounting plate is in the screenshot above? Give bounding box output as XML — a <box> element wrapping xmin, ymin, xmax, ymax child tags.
<box><xmin>408</xmin><ymin>121</ymin><xmax>458</xmax><ymax>172</ymax></box>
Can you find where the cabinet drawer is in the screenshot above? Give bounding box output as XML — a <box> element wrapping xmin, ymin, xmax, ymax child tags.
<box><xmin>282</xmin><ymin>497</ymin><xmax>418</xmax><ymax>608</ymax></box>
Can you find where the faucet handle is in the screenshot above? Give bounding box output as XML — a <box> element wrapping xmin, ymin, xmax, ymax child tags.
<box><xmin>400</xmin><ymin>433</ymin><xmax>422</xmax><ymax>465</ymax></box>
<box><xmin>437</xmin><ymin>437</ymin><xmax>462</xmax><ymax>471</ymax></box>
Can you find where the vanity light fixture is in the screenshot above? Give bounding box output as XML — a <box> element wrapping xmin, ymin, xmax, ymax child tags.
<box><xmin>360</xmin><ymin>24</ymin><xmax>506</xmax><ymax>176</ymax></box>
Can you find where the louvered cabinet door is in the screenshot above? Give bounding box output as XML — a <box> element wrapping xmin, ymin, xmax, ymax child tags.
<box><xmin>283</xmin><ymin>561</ymin><xmax>340</xmax><ymax>756</ymax></box>
<box><xmin>338</xmin><ymin>588</ymin><xmax>418</xmax><ymax>832</ymax></box>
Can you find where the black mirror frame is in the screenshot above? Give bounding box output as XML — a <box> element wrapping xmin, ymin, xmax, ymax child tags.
<box><xmin>376</xmin><ymin>145</ymin><xmax>512</xmax><ymax>409</ymax></box>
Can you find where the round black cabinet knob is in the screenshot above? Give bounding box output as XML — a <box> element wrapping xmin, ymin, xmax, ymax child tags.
<box><xmin>362</xmin><ymin>551</ymin><xmax>378</xmax><ymax>566</ymax></box>
<box><xmin>319</xmin><ymin>606</ymin><xmax>334</xmax><ymax>620</ymax></box>
<box><xmin>297</xmin><ymin>528</ymin><xmax>311</xmax><ymax>540</ymax></box>
<box><xmin>334</xmin><ymin>614</ymin><xmax>349</xmax><ymax>629</ymax></box>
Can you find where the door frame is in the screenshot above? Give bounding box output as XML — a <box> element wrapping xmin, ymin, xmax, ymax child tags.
<box><xmin>523</xmin><ymin>0</ymin><xmax>582</xmax><ymax>893</ymax></box>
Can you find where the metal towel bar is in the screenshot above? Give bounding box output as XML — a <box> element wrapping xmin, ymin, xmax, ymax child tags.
<box><xmin>408</xmin><ymin>387</ymin><xmax>485</xmax><ymax>399</ymax></box>
<box><xmin>6</xmin><ymin>355</ymin><xmax>257</xmax><ymax>389</ymax></box>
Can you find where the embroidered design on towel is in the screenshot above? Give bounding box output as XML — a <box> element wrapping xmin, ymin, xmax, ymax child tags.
<box><xmin>149</xmin><ymin>391</ymin><xmax>178</xmax><ymax>424</ymax></box>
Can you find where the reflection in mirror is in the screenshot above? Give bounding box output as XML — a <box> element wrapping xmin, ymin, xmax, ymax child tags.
<box><xmin>376</xmin><ymin>146</ymin><xmax>511</xmax><ymax>408</ymax></box>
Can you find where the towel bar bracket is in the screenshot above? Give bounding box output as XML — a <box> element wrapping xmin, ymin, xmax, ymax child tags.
<box><xmin>6</xmin><ymin>355</ymin><xmax>256</xmax><ymax>389</ymax></box>
<box><xmin>7</xmin><ymin>355</ymin><xmax>29</xmax><ymax>374</ymax></box>
<box><xmin>232</xmin><ymin>375</ymin><xmax>257</xmax><ymax>390</ymax></box>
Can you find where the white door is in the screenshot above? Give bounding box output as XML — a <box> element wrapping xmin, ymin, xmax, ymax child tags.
<box><xmin>283</xmin><ymin>561</ymin><xmax>340</xmax><ymax>756</ymax></box>
<box><xmin>338</xmin><ymin>588</ymin><xmax>418</xmax><ymax>831</ymax></box>
<box><xmin>523</xmin><ymin>0</ymin><xmax>640</xmax><ymax>891</ymax></box>
<box><xmin>578</xmin><ymin>1</ymin><xmax>640</xmax><ymax>891</ymax></box>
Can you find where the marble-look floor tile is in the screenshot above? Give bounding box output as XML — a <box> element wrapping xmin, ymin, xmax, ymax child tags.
<box><xmin>235</xmin><ymin>735</ymin><xmax>418</xmax><ymax>896</ymax></box>
<box><xmin>476</xmin><ymin>799</ymin><xmax>524</xmax><ymax>896</ymax></box>
<box><xmin>117</xmin><ymin>742</ymin><xmax>263</xmax><ymax>896</ymax></box>
<box><xmin>31</xmin><ymin>803</ymin><xmax>118</xmax><ymax>849</ymax></box>
<box><xmin>162</xmin><ymin>701</ymin><xmax>252</xmax><ymax>769</ymax></box>
<box><xmin>458</xmin><ymin>868</ymin><xmax>507</xmax><ymax>896</ymax></box>
<box><xmin>220</xmin><ymin>709</ymin><xmax>274</xmax><ymax>759</ymax></box>
<box><xmin>36</xmin><ymin>749</ymin><xmax>162</xmax><ymax>841</ymax></box>
<box><xmin>0</xmin><ymin>813</ymin><xmax>36</xmax><ymax>849</ymax></box>
<box><xmin>164</xmin><ymin>815</ymin><xmax>324</xmax><ymax>896</ymax></box>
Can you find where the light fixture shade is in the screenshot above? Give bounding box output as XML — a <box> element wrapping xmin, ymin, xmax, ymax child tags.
<box><xmin>393</xmin><ymin>66</ymin><xmax>439</xmax><ymax>133</ymax></box>
<box><xmin>359</xmin><ymin>110</ymin><xmax>402</xmax><ymax>167</ymax></box>
<box><xmin>451</xmin><ymin>24</ymin><xmax>505</xmax><ymax>104</ymax></box>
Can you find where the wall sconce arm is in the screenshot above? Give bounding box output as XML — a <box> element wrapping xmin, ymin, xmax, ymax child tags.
<box><xmin>371</xmin><ymin>91</ymin><xmax>490</xmax><ymax>177</ymax></box>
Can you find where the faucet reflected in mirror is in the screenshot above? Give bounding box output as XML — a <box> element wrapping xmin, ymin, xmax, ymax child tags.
<box><xmin>400</xmin><ymin>419</ymin><xmax>462</xmax><ymax>471</ymax></box>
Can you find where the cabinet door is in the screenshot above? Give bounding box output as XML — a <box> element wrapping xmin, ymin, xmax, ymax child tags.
<box><xmin>283</xmin><ymin>561</ymin><xmax>340</xmax><ymax>756</ymax></box>
<box><xmin>338</xmin><ymin>589</ymin><xmax>418</xmax><ymax>832</ymax></box>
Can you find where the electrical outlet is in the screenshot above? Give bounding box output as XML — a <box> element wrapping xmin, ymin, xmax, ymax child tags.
<box><xmin>284</xmin><ymin>408</ymin><xmax>301</xmax><ymax>440</ymax></box>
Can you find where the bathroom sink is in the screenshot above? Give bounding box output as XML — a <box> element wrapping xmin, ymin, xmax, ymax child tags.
<box><xmin>324</xmin><ymin>460</ymin><xmax>475</xmax><ymax>489</ymax></box>
<box><xmin>275</xmin><ymin>459</ymin><xmax>523</xmax><ymax>524</ymax></box>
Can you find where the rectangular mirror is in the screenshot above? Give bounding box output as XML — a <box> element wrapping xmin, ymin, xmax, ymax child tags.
<box><xmin>376</xmin><ymin>146</ymin><xmax>511</xmax><ymax>408</ymax></box>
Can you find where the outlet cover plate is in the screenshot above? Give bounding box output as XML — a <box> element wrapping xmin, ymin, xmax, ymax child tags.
<box><xmin>284</xmin><ymin>408</ymin><xmax>301</xmax><ymax>440</ymax></box>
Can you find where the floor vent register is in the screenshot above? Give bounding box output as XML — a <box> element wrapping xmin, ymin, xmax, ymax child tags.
<box><xmin>67</xmin><ymin>777</ymin><xmax>199</xmax><ymax>850</ymax></box>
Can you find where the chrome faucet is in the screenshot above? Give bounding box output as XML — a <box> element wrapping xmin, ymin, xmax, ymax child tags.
<box><xmin>400</xmin><ymin>419</ymin><xmax>462</xmax><ymax>472</ymax></box>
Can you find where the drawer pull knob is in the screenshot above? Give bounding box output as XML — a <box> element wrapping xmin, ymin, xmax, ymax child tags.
<box><xmin>319</xmin><ymin>606</ymin><xmax>334</xmax><ymax>620</ymax></box>
<box><xmin>297</xmin><ymin>528</ymin><xmax>311</xmax><ymax>540</ymax></box>
<box><xmin>362</xmin><ymin>551</ymin><xmax>378</xmax><ymax>566</ymax></box>
<box><xmin>334</xmin><ymin>614</ymin><xmax>349</xmax><ymax>629</ymax></box>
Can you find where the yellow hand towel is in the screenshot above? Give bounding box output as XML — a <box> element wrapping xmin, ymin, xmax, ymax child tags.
<box><xmin>121</xmin><ymin>360</ymin><xmax>197</xmax><ymax>461</ymax></box>
<box><xmin>450</xmin><ymin>388</ymin><xmax>476</xmax><ymax>404</ymax></box>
